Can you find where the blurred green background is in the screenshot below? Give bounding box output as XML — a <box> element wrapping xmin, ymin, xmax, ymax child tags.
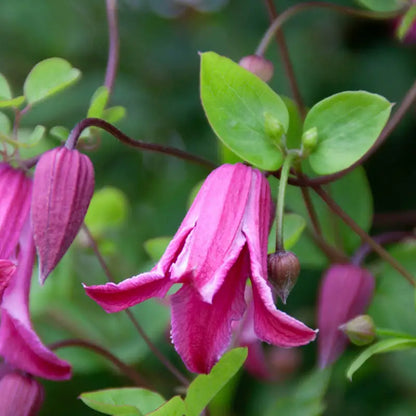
<box><xmin>0</xmin><ymin>0</ymin><xmax>415</xmax><ymax>414</ymax></box>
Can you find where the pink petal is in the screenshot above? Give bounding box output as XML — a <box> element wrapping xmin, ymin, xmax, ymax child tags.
<box><xmin>0</xmin><ymin>164</ymin><xmax>32</xmax><ymax>259</ymax></box>
<box><xmin>170</xmin><ymin>249</ymin><xmax>249</xmax><ymax>373</ymax></box>
<box><xmin>0</xmin><ymin>222</ymin><xmax>71</xmax><ymax>380</ymax></box>
<box><xmin>0</xmin><ymin>260</ymin><xmax>17</xmax><ymax>301</ymax></box>
<box><xmin>317</xmin><ymin>264</ymin><xmax>374</xmax><ymax>368</ymax></box>
<box><xmin>171</xmin><ymin>163</ymin><xmax>252</xmax><ymax>303</ymax></box>
<box><xmin>31</xmin><ymin>147</ymin><xmax>94</xmax><ymax>283</ymax></box>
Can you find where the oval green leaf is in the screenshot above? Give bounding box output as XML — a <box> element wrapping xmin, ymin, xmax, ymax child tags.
<box><xmin>397</xmin><ymin>5</ymin><xmax>416</xmax><ymax>41</ymax></box>
<box><xmin>23</xmin><ymin>57</ymin><xmax>81</xmax><ymax>105</ymax></box>
<box><xmin>87</xmin><ymin>86</ymin><xmax>110</xmax><ymax>118</ymax></box>
<box><xmin>356</xmin><ymin>0</ymin><xmax>404</xmax><ymax>12</ymax></box>
<box><xmin>200</xmin><ymin>52</ymin><xmax>288</xmax><ymax>171</ymax></box>
<box><xmin>304</xmin><ymin>91</ymin><xmax>392</xmax><ymax>175</ymax></box>
<box><xmin>0</xmin><ymin>111</ymin><xmax>11</xmax><ymax>135</ymax></box>
<box><xmin>0</xmin><ymin>74</ymin><xmax>12</xmax><ymax>100</ymax></box>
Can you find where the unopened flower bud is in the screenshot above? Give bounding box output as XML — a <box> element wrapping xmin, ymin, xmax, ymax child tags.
<box><xmin>340</xmin><ymin>314</ymin><xmax>376</xmax><ymax>346</ymax></box>
<box><xmin>31</xmin><ymin>147</ymin><xmax>94</xmax><ymax>283</ymax></box>
<box><xmin>301</xmin><ymin>126</ymin><xmax>318</xmax><ymax>155</ymax></box>
<box><xmin>0</xmin><ymin>370</ymin><xmax>44</xmax><ymax>416</ymax></box>
<box><xmin>239</xmin><ymin>54</ymin><xmax>274</xmax><ymax>82</ymax></box>
<box><xmin>267</xmin><ymin>251</ymin><xmax>300</xmax><ymax>304</ymax></box>
<box><xmin>264</xmin><ymin>112</ymin><xmax>285</xmax><ymax>148</ymax></box>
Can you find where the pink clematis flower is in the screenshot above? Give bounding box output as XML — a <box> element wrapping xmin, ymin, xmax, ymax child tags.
<box><xmin>85</xmin><ymin>163</ymin><xmax>316</xmax><ymax>373</ymax></box>
<box><xmin>317</xmin><ymin>264</ymin><xmax>375</xmax><ymax>368</ymax></box>
<box><xmin>0</xmin><ymin>221</ymin><xmax>71</xmax><ymax>380</ymax></box>
<box><xmin>31</xmin><ymin>147</ymin><xmax>94</xmax><ymax>283</ymax></box>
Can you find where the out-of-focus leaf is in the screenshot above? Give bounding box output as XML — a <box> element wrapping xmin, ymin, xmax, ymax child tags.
<box><xmin>103</xmin><ymin>106</ymin><xmax>127</xmax><ymax>124</ymax></box>
<box><xmin>87</xmin><ymin>86</ymin><xmax>109</xmax><ymax>118</ymax></box>
<box><xmin>185</xmin><ymin>347</ymin><xmax>247</xmax><ymax>416</ymax></box>
<box><xmin>147</xmin><ymin>396</ymin><xmax>186</xmax><ymax>416</ymax></box>
<box><xmin>0</xmin><ymin>111</ymin><xmax>11</xmax><ymax>135</ymax></box>
<box><xmin>0</xmin><ymin>73</ymin><xmax>12</xmax><ymax>100</ymax></box>
<box><xmin>304</xmin><ymin>91</ymin><xmax>392</xmax><ymax>175</ymax></box>
<box><xmin>143</xmin><ymin>237</ymin><xmax>171</xmax><ymax>262</ymax></box>
<box><xmin>50</xmin><ymin>126</ymin><xmax>70</xmax><ymax>142</ymax></box>
<box><xmin>396</xmin><ymin>6</ymin><xmax>416</xmax><ymax>41</ymax></box>
<box><xmin>200</xmin><ymin>51</ymin><xmax>288</xmax><ymax>171</ymax></box>
<box><xmin>347</xmin><ymin>338</ymin><xmax>416</xmax><ymax>380</ymax></box>
<box><xmin>23</xmin><ymin>57</ymin><xmax>81</xmax><ymax>105</ymax></box>
<box><xmin>268</xmin><ymin>213</ymin><xmax>307</xmax><ymax>253</ymax></box>
<box><xmin>356</xmin><ymin>0</ymin><xmax>404</xmax><ymax>12</ymax></box>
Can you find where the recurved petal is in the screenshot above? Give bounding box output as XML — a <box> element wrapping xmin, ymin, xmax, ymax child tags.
<box><xmin>0</xmin><ymin>164</ymin><xmax>32</xmax><ymax>259</ymax></box>
<box><xmin>84</xmin><ymin>271</ymin><xmax>173</xmax><ymax>313</ymax></box>
<box><xmin>31</xmin><ymin>147</ymin><xmax>94</xmax><ymax>283</ymax></box>
<box><xmin>251</xmin><ymin>274</ymin><xmax>317</xmax><ymax>347</ymax></box>
<box><xmin>0</xmin><ymin>222</ymin><xmax>71</xmax><ymax>380</ymax></box>
<box><xmin>317</xmin><ymin>264</ymin><xmax>375</xmax><ymax>368</ymax></box>
<box><xmin>170</xmin><ymin>249</ymin><xmax>248</xmax><ymax>373</ymax></box>
<box><xmin>171</xmin><ymin>163</ymin><xmax>252</xmax><ymax>303</ymax></box>
<box><xmin>0</xmin><ymin>260</ymin><xmax>16</xmax><ymax>301</ymax></box>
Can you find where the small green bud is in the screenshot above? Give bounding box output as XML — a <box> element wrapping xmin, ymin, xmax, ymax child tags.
<box><xmin>301</xmin><ymin>126</ymin><xmax>318</xmax><ymax>154</ymax></box>
<box><xmin>267</xmin><ymin>251</ymin><xmax>300</xmax><ymax>304</ymax></box>
<box><xmin>340</xmin><ymin>314</ymin><xmax>376</xmax><ymax>346</ymax></box>
<box><xmin>264</xmin><ymin>112</ymin><xmax>285</xmax><ymax>148</ymax></box>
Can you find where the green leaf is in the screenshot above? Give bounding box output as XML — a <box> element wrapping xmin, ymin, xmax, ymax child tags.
<box><xmin>103</xmin><ymin>106</ymin><xmax>127</xmax><ymax>124</ymax></box>
<box><xmin>143</xmin><ymin>237</ymin><xmax>171</xmax><ymax>262</ymax></box>
<box><xmin>23</xmin><ymin>57</ymin><xmax>81</xmax><ymax>105</ymax></box>
<box><xmin>85</xmin><ymin>187</ymin><xmax>128</xmax><ymax>235</ymax></box>
<box><xmin>304</xmin><ymin>91</ymin><xmax>392</xmax><ymax>175</ymax></box>
<box><xmin>266</xmin><ymin>368</ymin><xmax>331</xmax><ymax>416</ymax></box>
<box><xmin>0</xmin><ymin>111</ymin><xmax>11</xmax><ymax>135</ymax></box>
<box><xmin>356</xmin><ymin>0</ymin><xmax>404</xmax><ymax>12</ymax></box>
<box><xmin>80</xmin><ymin>388</ymin><xmax>166</xmax><ymax>416</ymax></box>
<box><xmin>0</xmin><ymin>95</ymin><xmax>25</xmax><ymax>109</ymax></box>
<box><xmin>347</xmin><ymin>338</ymin><xmax>416</xmax><ymax>380</ymax></box>
<box><xmin>185</xmin><ymin>347</ymin><xmax>247</xmax><ymax>416</ymax></box>
<box><xmin>200</xmin><ymin>51</ymin><xmax>289</xmax><ymax>171</ymax></box>
<box><xmin>50</xmin><ymin>126</ymin><xmax>70</xmax><ymax>142</ymax></box>
<box><xmin>87</xmin><ymin>86</ymin><xmax>110</xmax><ymax>118</ymax></box>
<box><xmin>396</xmin><ymin>6</ymin><xmax>416</xmax><ymax>40</ymax></box>
<box><xmin>282</xmin><ymin>96</ymin><xmax>303</xmax><ymax>150</ymax></box>
<box><xmin>0</xmin><ymin>73</ymin><xmax>12</xmax><ymax>100</ymax></box>
<box><xmin>147</xmin><ymin>396</ymin><xmax>186</xmax><ymax>416</ymax></box>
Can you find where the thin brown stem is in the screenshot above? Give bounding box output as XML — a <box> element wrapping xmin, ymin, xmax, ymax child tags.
<box><xmin>65</xmin><ymin>118</ymin><xmax>215</xmax><ymax>169</ymax></box>
<box><xmin>50</xmin><ymin>338</ymin><xmax>147</xmax><ymax>387</ymax></box>
<box><xmin>82</xmin><ymin>224</ymin><xmax>190</xmax><ymax>386</ymax></box>
<box><xmin>264</xmin><ymin>0</ymin><xmax>306</xmax><ymax>118</ymax></box>
<box><xmin>313</xmin><ymin>185</ymin><xmax>416</xmax><ymax>286</ymax></box>
<box><xmin>373</xmin><ymin>211</ymin><xmax>416</xmax><ymax>229</ymax></box>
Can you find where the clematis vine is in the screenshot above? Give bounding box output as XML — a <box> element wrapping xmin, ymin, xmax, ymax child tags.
<box><xmin>85</xmin><ymin>163</ymin><xmax>317</xmax><ymax>373</ymax></box>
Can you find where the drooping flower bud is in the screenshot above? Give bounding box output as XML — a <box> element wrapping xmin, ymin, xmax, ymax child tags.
<box><xmin>317</xmin><ymin>264</ymin><xmax>375</xmax><ymax>368</ymax></box>
<box><xmin>340</xmin><ymin>314</ymin><xmax>376</xmax><ymax>346</ymax></box>
<box><xmin>267</xmin><ymin>251</ymin><xmax>300</xmax><ymax>304</ymax></box>
<box><xmin>239</xmin><ymin>55</ymin><xmax>274</xmax><ymax>82</ymax></box>
<box><xmin>31</xmin><ymin>147</ymin><xmax>94</xmax><ymax>283</ymax></box>
<box><xmin>0</xmin><ymin>369</ymin><xmax>44</xmax><ymax>416</ymax></box>
<box><xmin>0</xmin><ymin>164</ymin><xmax>32</xmax><ymax>259</ymax></box>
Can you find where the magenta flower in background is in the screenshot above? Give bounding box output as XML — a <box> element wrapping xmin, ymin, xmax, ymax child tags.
<box><xmin>0</xmin><ymin>221</ymin><xmax>71</xmax><ymax>381</ymax></box>
<box><xmin>317</xmin><ymin>264</ymin><xmax>375</xmax><ymax>368</ymax></box>
<box><xmin>0</xmin><ymin>366</ymin><xmax>44</xmax><ymax>416</ymax></box>
<box><xmin>31</xmin><ymin>147</ymin><xmax>94</xmax><ymax>283</ymax></box>
<box><xmin>85</xmin><ymin>163</ymin><xmax>316</xmax><ymax>373</ymax></box>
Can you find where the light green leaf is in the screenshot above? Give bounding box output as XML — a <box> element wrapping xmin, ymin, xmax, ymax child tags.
<box><xmin>356</xmin><ymin>0</ymin><xmax>404</xmax><ymax>12</ymax></box>
<box><xmin>347</xmin><ymin>338</ymin><xmax>416</xmax><ymax>380</ymax></box>
<box><xmin>143</xmin><ymin>237</ymin><xmax>171</xmax><ymax>262</ymax></box>
<box><xmin>397</xmin><ymin>6</ymin><xmax>416</xmax><ymax>40</ymax></box>
<box><xmin>0</xmin><ymin>112</ymin><xmax>11</xmax><ymax>135</ymax></box>
<box><xmin>87</xmin><ymin>86</ymin><xmax>110</xmax><ymax>118</ymax></box>
<box><xmin>147</xmin><ymin>396</ymin><xmax>186</xmax><ymax>416</ymax></box>
<box><xmin>18</xmin><ymin>125</ymin><xmax>46</xmax><ymax>148</ymax></box>
<box><xmin>50</xmin><ymin>126</ymin><xmax>70</xmax><ymax>142</ymax></box>
<box><xmin>268</xmin><ymin>213</ymin><xmax>307</xmax><ymax>253</ymax></box>
<box><xmin>304</xmin><ymin>91</ymin><xmax>392</xmax><ymax>175</ymax></box>
<box><xmin>0</xmin><ymin>74</ymin><xmax>12</xmax><ymax>100</ymax></box>
<box><xmin>24</xmin><ymin>57</ymin><xmax>81</xmax><ymax>105</ymax></box>
<box><xmin>80</xmin><ymin>388</ymin><xmax>166</xmax><ymax>416</ymax></box>
<box><xmin>85</xmin><ymin>187</ymin><xmax>128</xmax><ymax>235</ymax></box>
<box><xmin>185</xmin><ymin>347</ymin><xmax>247</xmax><ymax>416</ymax></box>
<box><xmin>200</xmin><ymin>51</ymin><xmax>289</xmax><ymax>170</ymax></box>
<box><xmin>103</xmin><ymin>106</ymin><xmax>127</xmax><ymax>124</ymax></box>
<box><xmin>0</xmin><ymin>95</ymin><xmax>25</xmax><ymax>108</ymax></box>
<box><xmin>282</xmin><ymin>96</ymin><xmax>303</xmax><ymax>150</ymax></box>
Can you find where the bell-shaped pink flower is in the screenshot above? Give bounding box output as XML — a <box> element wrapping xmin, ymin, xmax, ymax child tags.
<box><xmin>0</xmin><ymin>221</ymin><xmax>72</xmax><ymax>380</ymax></box>
<box><xmin>317</xmin><ymin>264</ymin><xmax>375</xmax><ymax>368</ymax></box>
<box><xmin>31</xmin><ymin>147</ymin><xmax>94</xmax><ymax>283</ymax></box>
<box><xmin>0</xmin><ymin>367</ymin><xmax>44</xmax><ymax>416</ymax></box>
<box><xmin>0</xmin><ymin>164</ymin><xmax>32</xmax><ymax>259</ymax></box>
<box><xmin>85</xmin><ymin>163</ymin><xmax>316</xmax><ymax>373</ymax></box>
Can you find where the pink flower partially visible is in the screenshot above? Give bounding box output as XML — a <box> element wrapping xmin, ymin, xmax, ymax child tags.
<box><xmin>85</xmin><ymin>163</ymin><xmax>316</xmax><ymax>373</ymax></box>
<box><xmin>31</xmin><ymin>147</ymin><xmax>94</xmax><ymax>283</ymax></box>
<box><xmin>0</xmin><ymin>260</ymin><xmax>16</xmax><ymax>301</ymax></box>
<box><xmin>317</xmin><ymin>264</ymin><xmax>375</xmax><ymax>368</ymax></box>
<box><xmin>0</xmin><ymin>367</ymin><xmax>44</xmax><ymax>416</ymax></box>
<box><xmin>0</xmin><ymin>221</ymin><xmax>71</xmax><ymax>381</ymax></box>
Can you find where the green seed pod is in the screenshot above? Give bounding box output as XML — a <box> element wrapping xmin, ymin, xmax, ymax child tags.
<box><xmin>340</xmin><ymin>314</ymin><xmax>376</xmax><ymax>346</ymax></box>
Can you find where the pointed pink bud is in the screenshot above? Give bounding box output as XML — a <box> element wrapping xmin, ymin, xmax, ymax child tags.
<box><xmin>31</xmin><ymin>147</ymin><xmax>94</xmax><ymax>283</ymax></box>
<box><xmin>0</xmin><ymin>369</ymin><xmax>44</xmax><ymax>416</ymax></box>
<box><xmin>239</xmin><ymin>55</ymin><xmax>274</xmax><ymax>82</ymax></box>
<box><xmin>0</xmin><ymin>260</ymin><xmax>17</xmax><ymax>301</ymax></box>
<box><xmin>317</xmin><ymin>264</ymin><xmax>375</xmax><ymax>368</ymax></box>
<box><xmin>0</xmin><ymin>164</ymin><xmax>32</xmax><ymax>259</ymax></box>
